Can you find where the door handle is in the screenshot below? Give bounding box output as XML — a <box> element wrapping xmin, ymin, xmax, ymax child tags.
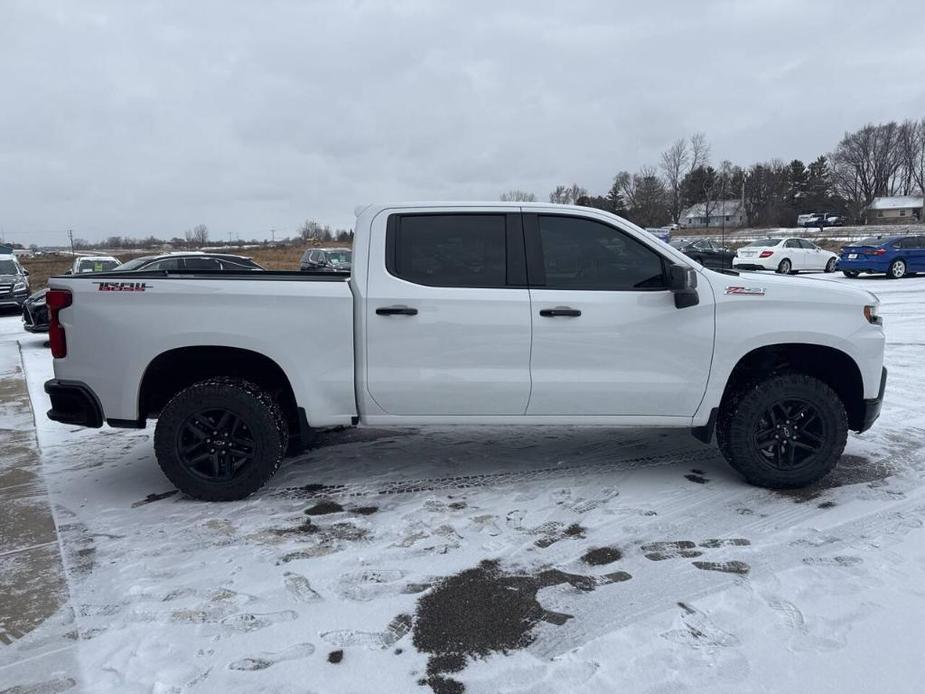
<box><xmin>376</xmin><ymin>306</ymin><xmax>418</xmax><ymax>316</ymax></box>
<box><xmin>539</xmin><ymin>307</ymin><xmax>581</xmax><ymax>317</ymax></box>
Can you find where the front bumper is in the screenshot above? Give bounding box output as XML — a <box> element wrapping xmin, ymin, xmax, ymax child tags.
<box><xmin>857</xmin><ymin>367</ymin><xmax>887</xmax><ymax>433</ymax></box>
<box><xmin>44</xmin><ymin>379</ymin><xmax>104</xmax><ymax>428</ymax></box>
<box><xmin>0</xmin><ymin>295</ymin><xmax>28</xmax><ymax>307</ymax></box>
<box><xmin>22</xmin><ymin>303</ymin><xmax>49</xmax><ymax>333</ymax></box>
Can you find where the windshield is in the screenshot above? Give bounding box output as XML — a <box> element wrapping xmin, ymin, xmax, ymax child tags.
<box><xmin>113</xmin><ymin>256</ymin><xmax>156</xmax><ymax>271</ymax></box>
<box><xmin>325</xmin><ymin>251</ymin><xmax>352</xmax><ymax>265</ymax></box>
<box><xmin>0</xmin><ymin>260</ymin><xmax>19</xmax><ymax>275</ymax></box>
<box><xmin>742</xmin><ymin>239</ymin><xmax>781</xmax><ymax>248</ymax></box>
<box><xmin>77</xmin><ymin>259</ymin><xmax>119</xmax><ymax>273</ymax></box>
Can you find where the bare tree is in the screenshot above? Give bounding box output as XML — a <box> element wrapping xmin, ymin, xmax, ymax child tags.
<box><xmin>548</xmin><ymin>184</ymin><xmax>588</xmax><ymax>205</ymax></box>
<box><xmin>499</xmin><ymin>190</ymin><xmax>536</xmax><ymax>202</ymax></box>
<box><xmin>831</xmin><ymin>122</ymin><xmax>905</xmax><ymax>215</ymax></box>
<box><xmin>689</xmin><ymin>132</ymin><xmax>711</xmax><ymax>173</ymax></box>
<box><xmin>660</xmin><ymin>138</ymin><xmax>689</xmax><ymax>223</ymax></box>
<box><xmin>897</xmin><ymin>118</ymin><xmax>925</xmax><ymax>195</ymax></box>
<box><xmin>184</xmin><ymin>224</ymin><xmax>208</xmax><ymax>247</ymax></box>
<box><xmin>298</xmin><ymin>219</ymin><xmax>323</xmax><ymax>241</ymax></box>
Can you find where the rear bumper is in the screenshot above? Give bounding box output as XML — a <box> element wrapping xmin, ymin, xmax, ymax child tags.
<box><xmin>732</xmin><ymin>263</ymin><xmax>772</xmax><ymax>271</ymax></box>
<box><xmin>836</xmin><ymin>258</ymin><xmax>890</xmax><ymax>273</ymax></box>
<box><xmin>857</xmin><ymin>367</ymin><xmax>887</xmax><ymax>433</ymax></box>
<box><xmin>44</xmin><ymin>379</ymin><xmax>104</xmax><ymax>428</ymax></box>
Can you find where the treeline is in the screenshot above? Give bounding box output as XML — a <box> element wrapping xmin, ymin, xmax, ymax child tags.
<box><xmin>67</xmin><ymin>220</ymin><xmax>355</xmax><ymax>251</ymax></box>
<box><xmin>504</xmin><ymin>118</ymin><xmax>925</xmax><ymax>228</ymax></box>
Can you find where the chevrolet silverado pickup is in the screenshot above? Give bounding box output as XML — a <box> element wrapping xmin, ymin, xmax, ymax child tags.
<box><xmin>44</xmin><ymin>202</ymin><xmax>887</xmax><ymax>500</ymax></box>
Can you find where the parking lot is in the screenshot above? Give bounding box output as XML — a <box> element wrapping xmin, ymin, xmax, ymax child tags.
<box><xmin>2</xmin><ymin>274</ymin><xmax>925</xmax><ymax>694</ymax></box>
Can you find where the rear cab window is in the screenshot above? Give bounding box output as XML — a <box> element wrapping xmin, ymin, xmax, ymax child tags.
<box><xmin>386</xmin><ymin>213</ymin><xmax>523</xmax><ymax>288</ymax></box>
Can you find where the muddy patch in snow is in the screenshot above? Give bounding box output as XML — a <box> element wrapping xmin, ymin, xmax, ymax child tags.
<box><xmin>130</xmin><ymin>490</ymin><xmax>178</xmax><ymax>508</ymax></box>
<box><xmin>581</xmin><ymin>546</ymin><xmax>622</xmax><ymax>566</ymax></box>
<box><xmin>773</xmin><ymin>454</ymin><xmax>893</xmax><ymax>502</ymax></box>
<box><xmin>304</xmin><ymin>500</ymin><xmax>345</xmax><ymax>515</ymax></box>
<box><xmin>411</xmin><ymin>559</ymin><xmax>631</xmax><ymax>693</ymax></box>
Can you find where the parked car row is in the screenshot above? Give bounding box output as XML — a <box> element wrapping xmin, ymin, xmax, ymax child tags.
<box><xmin>796</xmin><ymin>212</ymin><xmax>846</xmax><ymax>228</ymax></box>
<box><xmin>21</xmin><ymin>252</ymin><xmax>265</xmax><ymax>334</ymax></box>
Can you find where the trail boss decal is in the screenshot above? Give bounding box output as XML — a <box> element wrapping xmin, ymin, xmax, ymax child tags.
<box><xmin>725</xmin><ymin>286</ymin><xmax>766</xmax><ymax>296</ymax></box>
<box><xmin>94</xmin><ymin>281</ymin><xmax>151</xmax><ymax>292</ymax></box>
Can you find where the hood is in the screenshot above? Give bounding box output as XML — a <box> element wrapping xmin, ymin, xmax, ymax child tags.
<box><xmin>0</xmin><ymin>274</ymin><xmax>22</xmax><ymax>283</ymax></box>
<box><xmin>704</xmin><ymin>268</ymin><xmax>879</xmax><ymax>306</ymax></box>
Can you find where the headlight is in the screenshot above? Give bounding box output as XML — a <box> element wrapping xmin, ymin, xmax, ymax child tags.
<box><xmin>13</xmin><ymin>281</ymin><xmax>26</xmax><ymax>292</ymax></box>
<box><xmin>863</xmin><ymin>304</ymin><xmax>882</xmax><ymax>325</ymax></box>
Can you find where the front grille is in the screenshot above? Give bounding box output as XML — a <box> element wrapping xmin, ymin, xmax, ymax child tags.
<box><xmin>0</xmin><ymin>283</ymin><xmax>12</xmax><ymax>295</ymax></box>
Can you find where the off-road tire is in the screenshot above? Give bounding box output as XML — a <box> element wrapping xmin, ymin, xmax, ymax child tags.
<box><xmin>716</xmin><ymin>373</ymin><xmax>847</xmax><ymax>489</ymax></box>
<box><xmin>154</xmin><ymin>378</ymin><xmax>288</xmax><ymax>501</ymax></box>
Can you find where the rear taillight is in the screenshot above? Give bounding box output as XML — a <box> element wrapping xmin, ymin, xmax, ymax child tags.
<box><xmin>871</xmin><ymin>248</ymin><xmax>887</xmax><ymax>256</ymax></box>
<box><xmin>759</xmin><ymin>250</ymin><xmax>774</xmax><ymax>258</ymax></box>
<box><xmin>46</xmin><ymin>289</ymin><xmax>72</xmax><ymax>358</ymax></box>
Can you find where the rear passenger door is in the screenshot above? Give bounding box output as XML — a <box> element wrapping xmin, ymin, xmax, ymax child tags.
<box><xmin>783</xmin><ymin>239</ymin><xmax>806</xmax><ymax>270</ymax></box>
<box><xmin>364</xmin><ymin>211</ymin><xmax>532</xmax><ymax>416</ymax></box>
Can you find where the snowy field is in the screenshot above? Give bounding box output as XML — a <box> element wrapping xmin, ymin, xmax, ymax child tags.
<box><xmin>2</xmin><ymin>274</ymin><xmax>925</xmax><ymax>694</ymax></box>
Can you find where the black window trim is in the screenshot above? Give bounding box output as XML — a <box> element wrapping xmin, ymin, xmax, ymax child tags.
<box><xmin>523</xmin><ymin>212</ymin><xmax>672</xmax><ymax>292</ymax></box>
<box><xmin>385</xmin><ymin>212</ymin><xmax>527</xmax><ymax>289</ymax></box>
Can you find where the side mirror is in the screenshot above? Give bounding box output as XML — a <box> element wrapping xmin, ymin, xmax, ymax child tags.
<box><xmin>63</xmin><ymin>269</ymin><xmax>72</xmax><ymax>275</ymax></box>
<box><xmin>23</xmin><ymin>269</ymin><xmax>30</xmax><ymax>276</ymax></box>
<box><xmin>669</xmin><ymin>264</ymin><xmax>699</xmax><ymax>309</ymax></box>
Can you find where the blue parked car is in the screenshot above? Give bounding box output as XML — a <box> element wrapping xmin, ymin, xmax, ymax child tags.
<box><xmin>838</xmin><ymin>235</ymin><xmax>925</xmax><ymax>279</ymax></box>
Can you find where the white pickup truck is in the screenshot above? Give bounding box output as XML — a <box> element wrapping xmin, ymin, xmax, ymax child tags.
<box><xmin>44</xmin><ymin>203</ymin><xmax>887</xmax><ymax>500</ymax></box>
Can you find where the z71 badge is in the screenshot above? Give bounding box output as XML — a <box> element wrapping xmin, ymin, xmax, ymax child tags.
<box><xmin>725</xmin><ymin>286</ymin><xmax>766</xmax><ymax>296</ymax></box>
<box><xmin>94</xmin><ymin>281</ymin><xmax>151</xmax><ymax>292</ymax></box>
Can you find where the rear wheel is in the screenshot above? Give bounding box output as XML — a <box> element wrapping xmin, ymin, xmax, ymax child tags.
<box><xmin>842</xmin><ymin>270</ymin><xmax>859</xmax><ymax>278</ymax></box>
<box><xmin>154</xmin><ymin>378</ymin><xmax>288</xmax><ymax>500</ymax></box>
<box><xmin>716</xmin><ymin>373</ymin><xmax>847</xmax><ymax>488</ymax></box>
<box><xmin>888</xmin><ymin>259</ymin><xmax>907</xmax><ymax>279</ymax></box>
<box><xmin>776</xmin><ymin>258</ymin><xmax>792</xmax><ymax>274</ymax></box>
<box><xmin>824</xmin><ymin>258</ymin><xmax>837</xmax><ymax>273</ymax></box>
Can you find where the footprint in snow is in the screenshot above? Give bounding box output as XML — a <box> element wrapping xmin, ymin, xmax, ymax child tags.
<box><xmin>321</xmin><ymin>613</ymin><xmax>413</xmax><ymax>649</ymax></box>
<box><xmin>284</xmin><ymin>572</ymin><xmax>322</xmax><ymax>602</ymax></box>
<box><xmin>220</xmin><ymin>610</ymin><xmax>298</xmax><ymax>632</ymax></box>
<box><xmin>228</xmin><ymin>642</ymin><xmax>315</xmax><ymax>671</ymax></box>
<box><xmin>662</xmin><ymin>601</ymin><xmax>739</xmax><ymax>649</ymax></box>
<box><xmin>641</xmin><ymin>540</ymin><xmax>703</xmax><ymax>561</ymax></box>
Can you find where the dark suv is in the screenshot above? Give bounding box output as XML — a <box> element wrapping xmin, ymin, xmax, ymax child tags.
<box><xmin>300</xmin><ymin>248</ymin><xmax>352</xmax><ymax>272</ymax></box>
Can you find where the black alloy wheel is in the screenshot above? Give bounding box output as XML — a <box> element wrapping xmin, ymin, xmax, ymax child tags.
<box><xmin>752</xmin><ymin>399</ymin><xmax>825</xmax><ymax>470</ymax></box>
<box><xmin>177</xmin><ymin>408</ymin><xmax>256</xmax><ymax>482</ymax></box>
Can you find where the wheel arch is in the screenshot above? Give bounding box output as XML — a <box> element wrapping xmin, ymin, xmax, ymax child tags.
<box><xmin>139</xmin><ymin>346</ymin><xmax>300</xmax><ymax>431</ymax></box>
<box><xmin>720</xmin><ymin>343</ymin><xmax>865</xmax><ymax>431</ymax></box>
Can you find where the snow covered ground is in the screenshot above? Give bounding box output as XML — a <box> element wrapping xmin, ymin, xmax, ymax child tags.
<box><xmin>2</xmin><ymin>274</ymin><xmax>925</xmax><ymax>694</ymax></box>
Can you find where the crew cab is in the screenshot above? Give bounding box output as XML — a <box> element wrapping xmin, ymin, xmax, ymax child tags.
<box><xmin>43</xmin><ymin>203</ymin><xmax>887</xmax><ymax>500</ymax></box>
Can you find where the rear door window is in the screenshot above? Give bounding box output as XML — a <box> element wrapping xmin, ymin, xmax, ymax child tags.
<box><xmin>387</xmin><ymin>214</ymin><xmax>509</xmax><ymax>288</ymax></box>
<box><xmin>534</xmin><ymin>215</ymin><xmax>666</xmax><ymax>290</ymax></box>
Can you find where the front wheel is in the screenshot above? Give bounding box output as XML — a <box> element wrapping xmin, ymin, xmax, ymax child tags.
<box><xmin>888</xmin><ymin>259</ymin><xmax>907</xmax><ymax>279</ymax></box>
<box><xmin>716</xmin><ymin>373</ymin><xmax>847</xmax><ymax>489</ymax></box>
<box><xmin>824</xmin><ymin>258</ymin><xmax>837</xmax><ymax>273</ymax></box>
<box><xmin>776</xmin><ymin>258</ymin><xmax>792</xmax><ymax>274</ymax></box>
<box><xmin>154</xmin><ymin>378</ymin><xmax>289</xmax><ymax>501</ymax></box>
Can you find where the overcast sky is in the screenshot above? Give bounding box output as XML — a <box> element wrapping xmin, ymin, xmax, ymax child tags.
<box><xmin>2</xmin><ymin>0</ymin><xmax>924</xmax><ymax>244</ymax></box>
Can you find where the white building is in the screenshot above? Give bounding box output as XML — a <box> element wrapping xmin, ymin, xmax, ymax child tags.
<box><xmin>680</xmin><ymin>200</ymin><xmax>746</xmax><ymax>229</ymax></box>
<box><xmin>864</xmin><ymin>196</ymin><xmax>924</xmax><ymax>224</ymax></box>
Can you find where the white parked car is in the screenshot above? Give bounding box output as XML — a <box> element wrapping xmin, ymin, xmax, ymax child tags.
<box><xmin>67</xmin><ymin>255</ymin><xmax>121</xmax><ymax>274</ymax></box>
<box><xmin>733</xmin><ymin>238</ymin><xmax>839</xmax><ymax>274</ymax></box>
<box><xmin>44</xmin><ymin>202</ymin><xmax>885</xmax><ymax>500</ymax></box>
